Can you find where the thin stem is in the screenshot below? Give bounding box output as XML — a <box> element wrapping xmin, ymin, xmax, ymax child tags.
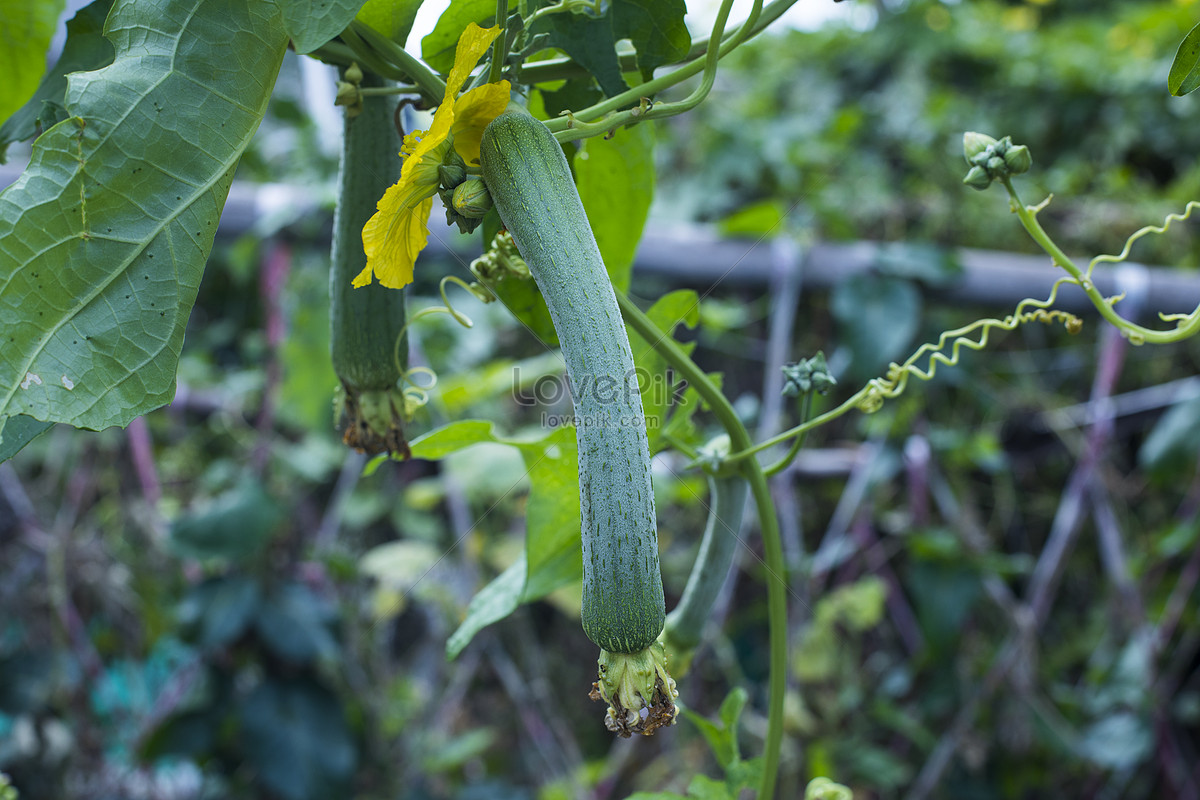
<box><xmin>339</xmin><ymin>26</ymin><xmax>416</xmax><ymax>85</ymax></box>
<box><xmin>488</xmin><ymin>0</ymin><xmax>510</xmax><ymax>85</ymax></box>
<box><xmin>358</xmin><ymin>85</ymin><xmax>419</xmax><ymax>96</ymax></box>
<box><xmin>547</xmin><ymin>0</ymin><xmax>764</xmax><ymax>142</ymax></box>
<box><xmin>615</xmin><ymin>290</ymin><xmax>785</xmax><ymax>800</ymax></box>
<box><xmin>309</xmin><ymin>39</ymin><xmax>358</xmax><ymax>68</ymax></box>
<box><xmin>762</xmin><ymin>393</ymin><xmax>811</xmax><ymax>478</ymax></box>
<box><xmin>728</xmin><ymin>387</ymin><xmax>873</xmax><ymax>466</ymax></box>
<box><xmin>348</xmin><ymin>20</ymin><xmax>447</xmax><ymax>100</ymax></box>
<box><xmin>1002</xmin><ymin>177</ymin><xmax>1200</xmax><ymax>345</ymax></box>
<box><xmin>518</xmin><ymin>0</ymin><xmax>797</xmax><ymax>86</ymax></box>
<box><xmin>524</xmin><ymin>0</ymin><xmax>599</xmax><ymax>28</ymax></box>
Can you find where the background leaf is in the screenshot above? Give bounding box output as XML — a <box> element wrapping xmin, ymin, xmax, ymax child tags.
<box><xmin>356</xmin><ymin>0</ymin><xmax>426</xmax><ymax>45</ymax></box>
<box><xmin>0</xmin><ymin>0</ymin><xmax>288</xmax><ymax>432</ymax></box>
<box><xmin>576</xmin><ymin>120</ymin><xmax>655</xmax><ymax>293</ymax></box>
<box><xmin>830</xmin><ymin>274</ymin><xmax>922</xmax><ymax>383</ymax></box>
<box><xmin>239</xmin><ymin>678</ymin><xmax>357</xmax><ymax>800</ymax></box>
<box><xmin>410</xmin><ymin>421</ymin><xmax>581</xmax><ymax>659</ymax></box>
<box><xmin>612</xmin><ymin>0</ymin><xmax>690</xmax><ymax>80</ymax></box>
<box><xmin>0</xmin><ymin>0</ymin><xmax>114</xmax><ymax>164</ymax></box>
<box><xmin>531</xmin><ymin>4</ymin><xmax>628</xmax><ymax>97</ymax></box>
<box><xmin>277</xmin><ymin>0</ymin><xmax>364</xmax><ymax>54</ymax></box>
<box><xmin>0</xmin><ymin>414</ymin><xmax>53</xmax><ymax>463</ymax></box>
<box><xmin>422</xmin><ymin>0</ymin><xmax>496</xmax><ymax>74</ymax></box>
<box><xmin>1169</xmin><ymin>21</ymin><xmax>1200</xmax><ymax>96</ymax></box>
<box><xmin>626</xmin><ymin>290</ymin><xmax>699</xmax><ymax>453</ymax></box>
<box><xmin>0</xmin><ymin>0</ymin><xmax>66</xmax><ymax>122</ymax></box>
<box><xmin>168</xmin><ymin>480</ymin><xmax>284</xmax><ymax>562</ymax></box>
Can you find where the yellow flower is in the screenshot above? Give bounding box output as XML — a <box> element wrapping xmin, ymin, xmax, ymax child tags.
<box><xmin>355</xmin><ymin>23</ymin><xmax>511</xmax><ymax>289</ymax></box>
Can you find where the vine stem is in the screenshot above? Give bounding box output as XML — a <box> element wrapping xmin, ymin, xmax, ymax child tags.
<box><xmin>615</xmin><ymin>290</ymin><xmax>785</xmax><ymax>799</ymax></box>
<box><xmin>547</xmin><ymin>0</ymin><xmax>766</xmax><ymax>142</ymax></box>
<box><xmin>488</xmin><ymin>0</ymin><xmax>509</xmax><ymax>85</ymax></box>
<box><xmin>347</xmin><ymin>20</ymin><xmax>447</xmax><ymax>101</ymax></box>
<box><xmin>517</xmin><ymin>0</ymin><xmax>796</xmax><ymax>85</ymax></box>
<box><xmin>1001</xmin><ymin>177</ymin><xmax>1200</xmax><ymax>344</ymax></box>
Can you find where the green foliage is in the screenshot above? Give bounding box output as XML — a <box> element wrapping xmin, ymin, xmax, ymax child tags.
<box><xmin>168</xmin><ymin>480</ymin><xmax>284</xmax><ymax>562</ymax></box>
<box><xmin>830</xmin><ymin>275</ymin><xmax>921</xmax><ymax>383</ymax></box>
<box><xmin>626</xmin><ymin>289</ymin><xmax>700</xmax><ymax>453</ymax></box>
<box><xmin>355</xmin><ymin>0</ymin><xmax>425</xmax><ymax>44</ymax></box>
<box><xmin>529</xmin><ymin>0</ymin><xmax>689</xmax><ymax>95</ymax></box>
<box><xmin>660</xmin><ymin>0</ymin><xmax>1200</xmax><ymax>264</ymax></box>
<box><xmin>278</xmin><ymin>0</ymin><xmax>365</xmax><ymax>54</ymax></box>
<box><xmin>0</xmin><ymin>414</ymin><xmax>52</xmax><ymax>463</ymax></box>
<box><xmin>422</xmin><ymin>0</ymin><xmax>497</xmax><ymax>73</ymax></box>
<box><xmin>0</xmin><ymin>0</ymin><xmax>65</xmax><ymax>123</ymax></box>
<box><xmin>1138</xmin><ymin>394</ymin><xmax>1200</xmax><ymax>480</ymax></box>
<box><xmin>627</xmin><ymin>688</ymin><xmax>763</xmax><ymax>800</ymax></box>
<box><xmin>575</xmin><ymin>121</ymin><xmax>655</xmax><ymax>293</ymax></box>
<box><xmin>0</xmin><ymin>0</ymin><xmax>288</xmax><ymax>431</ymax></box>
<box><xmin>0</xmin><ymin>0</ymin><xmax>113</xmax><ymax>164</ymax></box>
<box><xmin>1169</xmin><ymin>21</ymin><xmax>1200</xmax><ymax>96</ymax></box>
<box><xmin>238</xmin><ymin>678</ymin><xmax>357</xmax><ymax>797</ymax></box>
<box><xmin>393</xmin><ymin>420</ymin><xmax>581</xmax><ymax>658</ymax></box>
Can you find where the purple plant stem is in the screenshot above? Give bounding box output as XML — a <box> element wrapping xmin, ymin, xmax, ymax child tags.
<box><xmin>126</xmin><ymin>414</ymin><xmax>164</xmax><ymax>539</ymax></box>
<box><xmin>252</xmin><ymin>240</ymin><xmax>291</xmax><ymax>473</ymax></box>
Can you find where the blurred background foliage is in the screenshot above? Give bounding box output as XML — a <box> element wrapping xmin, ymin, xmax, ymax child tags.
<box><xmin>4</xmin><ymin>0</ymin><xmax>1200</xmax><ymax>798</ymax></box>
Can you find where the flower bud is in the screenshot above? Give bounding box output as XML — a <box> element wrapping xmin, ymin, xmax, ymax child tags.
<box><xmin>452</xmin><ymin>178</ymin><xmax>493</xmax><ymax>219</ymax></box>
<box><xmin>963</xmin><ymin>132</ymin><xmax>998</xmax><ymax>162</ymax></box>
<box><xmin>1004</xmin><ymin>144</ymin><xmax>1032</xmax><ymax>174</ymax></box>
<box><xmin>438</xmin><ymin>149</ymin><xmax>467</xmax><ymax>188</ymax></box>
<box><xmin>962</xmin><ymin>165</ymin><xmax>992</xmax><ymax>190</ymax></box>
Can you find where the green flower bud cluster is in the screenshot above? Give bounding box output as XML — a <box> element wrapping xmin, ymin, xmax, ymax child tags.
<box><xmin>334</xmin><ymin>62</ymin><xmax>365</xmax><ymax>117</ymax></box>
<box><xmin>470</xmin><ymin>230</ymin><xmax>530</xmax><ymax>283</ymax></box>
<box><xmin>961</xmin><ymin>132</ymin><xmax>1032</xmax><ymax>191</ymax></box>
<box><xmin>782</xmin><ymin>351</ymin><xmax>836</xmax><ymax>398</ymax></box>
<box><xmin>437</xmin><ymin>150</ymin><xmax>492</xmax><ymax>234</ymax></box>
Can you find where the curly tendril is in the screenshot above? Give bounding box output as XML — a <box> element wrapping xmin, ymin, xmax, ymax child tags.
<box><xmin>1087</xmin><ymin>200</ymin><xmax>1200</xmax><ymax>279</ymax></box>
<box><xmin>858</xmin><ymin>282</ymin><xmax>1083</xmax><ymax>411</ymax></box>
<box><xmin>390</xmin><ymin>275</ymin><xmax>491</xmax><ymax>414</ymax></box>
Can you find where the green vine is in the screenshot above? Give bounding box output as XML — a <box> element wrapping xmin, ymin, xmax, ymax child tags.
<box><xmin>615</xmin><ymin>290</ymin><xmax>787</xmax><ymax>800</ymax></box>
<box><xmin>546</xmin><ymin>0</ymin><xmax>765</xmax><ymax>142</ymax></box>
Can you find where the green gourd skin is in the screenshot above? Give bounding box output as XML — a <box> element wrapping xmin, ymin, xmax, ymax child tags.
<box><xmin>329</xmin><ymin>73</ymin><xmax>409</xmax><ymax>455</ymax></box>
<box><xmin>479</xmin><ymin>111</ymin><xmax>665</xmax><ymax>655</ymax></box>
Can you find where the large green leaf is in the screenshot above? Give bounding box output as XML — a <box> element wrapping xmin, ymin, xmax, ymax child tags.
<box><xmin>356</xmin><ymin>0</ymin><xmax>425</xmax><ymax>45</ymax></box>
<box><xmin>0</xmin><ymin>0</ymin><xmax>112</xmax><ymax>164</ymax></box>
<box><xmin>575</xmin><ymin>120</ymin><xmax>654</xmax><ymax>293</ymax></box>
<box><xmin>0</xmin><ymin>0</ymin><xmax>66</xmax><ymax>123</ymax></box>
<box><xmin>528</xmin><ymin>0</ymin><xmax>689</xmax><ymax>96</ymax></box>
<box><xmin>531</xmin><ymin>5</ymin><xmax>628</xmax><ymax>97</ymax></box>
<box><xmin>612</xmin><ymin>0</ymin><xmax>689</xmax><ymax>80</ymax></box>
<box><xmin>277</xmin><ymin>0</ymin><xmax>365</xmax><ymax>54</ymax></box>
<box><xmin>408</xmin><ymin>420</ymin><xmax>581</xmax><ymax>659</ymax></box>
<box><xmin>0</xmin><ymin>0</ymin><xmax>288</xmax><ymax>432</ymax></box>
<box><xmin>1169</xmin><ymin>22</ymin><xmax>1200</xmax><ymax>97</ymax></box>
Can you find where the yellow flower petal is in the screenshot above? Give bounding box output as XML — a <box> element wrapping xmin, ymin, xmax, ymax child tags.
<box><xmin>353</xmin><ymin>24</ymin><xmax>502</xmax><ymax>289</ymax></box>
<box><xmin>446</xmin><ymin>23</ymin><xmax>501</xmax><ymax>99</ymax></box>
<box><xmin>452</xmin><ymin>81</ymin><xmax>511</xmax><ymax>164</ymax></box>
<box><xmin>357</xmin><ymin>191</ymin><xmax>435</xmax><ymax>289</ymax></box>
